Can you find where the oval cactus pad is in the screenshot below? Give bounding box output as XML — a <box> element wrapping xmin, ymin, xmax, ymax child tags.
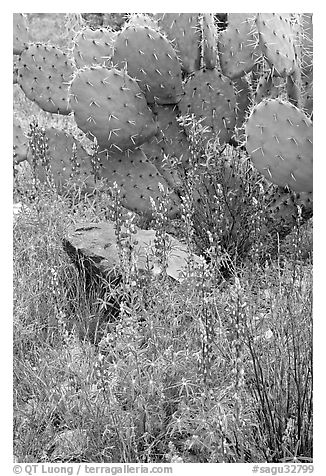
<box><xmin>69</xmin><ymin>66</ymin><xmax>158</xmax><ymax>151</ymax></box>
<box><xmin>17</xmin><ymin>43</ymin><xmax>74</xmax><ymax>114</ymax></box>
<box><xmin>179</xmin><ymin>68</ymin><xmax>237</xmax><ymax>146</ymax></box>
<box><xmin>112</xmin><ymin>25</ymin><xmax>183</xmax><ymax>105</ymax></box>
<box><xmin>13</xmin><ymin>13</ymin><xmax>29</xmax><ymax>55</ymax></box>
<box><xmin>154</xmin><ymin>13</ymin><xmax>201</xmax><ymax>74</ymax></box>
<box><xmin>245</xmin><ymin>98</ymin><xmax>313</xmax><ymax>192</ymax></box>
<box><xmin>31</xmin><ymin>127</ymin><xmax>95</xmax><ymax>192</ymax></box>
<box><xmin>13</xmin><ymin>119</ymin><xmax>29</xmax><ymax>165</ymax></box>
<box><xmin>73</xmin><ymin>27</ymin><xmax>115</xmax><ymax>69</ymax></box>
<box><xmin>97</xmin><ymin>148</ymin><xmax>180</xmax><ymax>217</ymax></box>
<box><xmin>218</xmin><ymin>13</ymin><xmax>260</xmax><ymax>79</ymax></box>
<box><xmin>256</xmin><ymin>13</ymin><xmax>298</xmax><ymax>77</ymax></box>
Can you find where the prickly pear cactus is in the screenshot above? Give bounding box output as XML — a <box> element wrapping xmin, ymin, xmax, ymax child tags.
<box><xmin>73</xmin><ymin>27</ymin><xmax>115</xmax><ymax>69</ymax></box>
<box><xmin>201</xmin><ymin>14</ymin><xmax>218</xmax><ymax>70</ymax></box>
<box><xmin>178</xmin><ymin>68</ymin><xmax>237</xmax><ymax>146</ymax></box>
<box><xmin>97</xmin><ymin>147</ymin><xmax>181</xmax><ymax>217</ymax></box>
<box><xmin>218</xmin><ymin>13</ymin><xmax>260</xmax><ymax>79</ymax></box>
<box><xmin>294</xmin><ymin>13</ymin><xmax>313</xmax><ymax>78</ymax></box>
<box><xmin>28</xmin><ymin>125</ymin><xmax>95</xmax><ymax>193</ymax></box>
<box><xmin>232</xmin><ymin>76</ymin><xmax>253</xmax><ymax>132</ymax></box>
<box><xmin>140</xmin><ymin>132</ymin><xmax>181</xmax><ymax>191</ymax></box>
<box><xmin>69</xmin><ymin>66</ymin><xmax>159</xmax><ymax>151</ymax></box>
<box><xmin>254</xmin><ymin>71</ymin><xmax>283</xmax><ymax>104</ymax></box>
<box><xmin>151</xmin><ymin>104</ymin><xmax>191</xmax><ymax>167</ymax></box>
<box><xmin>245</xmin><ymin>98</ymin><xmax>313</xmax><ymax>192</ymax></box>
<box><xmin>265</xmin><ymin>187</ymin><xmax>313</xmax><ymax>240</ymax></box>
<box><xmin>256</xmin><ymin>13</ymin><xmax>298</xmax><ymax>77</ymax></box>
<box><xmin>286</xmin><ymin>66</ymin><xmax>303</xmax><ymax>108</ymax></box>
<box><xmin>154</xmin><ymin>13</ymin><xmax>202</xmax><ymax>74</ymax></box>
<box><xmin>141</xmin><ymin>104</ymin><xmax>191</xmax><ymax>190</ymax></box>
<box><xmin>297</xmin><ymin>14</ymin><xmax>313</xmax><ymax>117</ymax></box>
<box><xmin>13</xmin><ymin>13</ymin><xmax>29</xmax><ymax>55</ymax></box>
<box><xmin>29</xmin><ymin>127</ymin><xmax>95</xmax><ymax>192</ymax></box>
<box><xmin>13</xmin><ymin>120</ymin><xmax>30</xmax><ymax>165</ymax></box>
<box><xmin>268</xmin><ymin>187</ymin><xmax>312</xmax><ymax>218</ymax></box>
<box><xmin>112</xmin><ymin>25</ymin><xmax>183</xmax><ymax>105</ymax></box>
<box><xmin>17</xmin><ymin>43</ymin><xmax>74</xmax><ymax>115</ymax></box>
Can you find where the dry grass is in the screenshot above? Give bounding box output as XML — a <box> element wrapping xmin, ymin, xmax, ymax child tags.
<box><xmin>13</xmin><ymin>13</ymin><xmax>313</xmax><ymax>464</ymax></box>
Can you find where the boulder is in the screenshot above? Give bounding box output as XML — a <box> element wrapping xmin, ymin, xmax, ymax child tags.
<box><xmin>63</xmin><ymin>222</ymin><xmax>202</xmax><ymax>285</ymax></box>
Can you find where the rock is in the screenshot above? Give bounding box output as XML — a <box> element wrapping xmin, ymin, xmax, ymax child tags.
<box><xmin>63</xmin><ymin>222</ymin><xmax>201</xmax><ymax>284</ymax></box>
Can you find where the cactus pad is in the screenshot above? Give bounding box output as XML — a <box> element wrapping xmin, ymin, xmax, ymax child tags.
<box><xmin>154</xmin><ymin>13</ymin><xmax>201</xmax><ymax>74</ymax></box>
<box><xmin>254</xmin><ymin>71</ymin><xmax>283</xmax><ymax>104</ymax></box>
<box><xmin>141</xmin><ymin>104</ymin><xmax>190</xmax><ymax>190</ymax></box>
<box><xmin>73</xmin><ymin>27</ymin><xmax>115</xmax><ymax>69</ymax></box>
<box><xmin>201</xmin><ymin>14</ymin><xmax>218</xmax><ymax>70</ymax></box>
<box><xmin>13</xmin><ymin>13</ymin><xmax>29</xmax><ymax>55</ymax></box>
<box><xmin>69</xmin><ymin>66</ymin><xmax>158</xmax><ymax>151</ymax></box>
<box><xmin>17</xmin><ymin>43</ymin><xmax>74</xmax><ymax>115</ymax></box>
<box><xmin>112</xmin><ymin>25</ymin><xmax>183</xmax><ymax>105</ymax></box>
<box><xmin>256</xmin><ymin>13</ymin><xmax>298</xmax><ymax>77</ymax></box>
<box><xmin>218</xmin><ymin>13</ymin><xmax>259</xmax><ymax>79</ymax></box>
<box><xmin>140</xmin><ymin>133</ymin><xmax>182</xmax><ymax>191</ymax></box>
<box><xmin>245</xmin><ymin>98</ymin><xmax>313</xmax><ymax>192</ymax></box>
<box><xmin>232</xmin><ymin>76</ymin><xmax>253</xmax><ymax>131</ymax></box>
<box><xmin>152</xmin><ymin>104</ymin><xmax>191</xmax><ymax>166</ymax></box>
<box><xmin>30</xmin><ymin>127</ymin><xmax>95</xmax><ymax>192</ymax></box>
<box><xmin>178</xmin><ymin>68</ymin><xmax>237</xmax><ymax>146</ymax></box>
<box><xmin>13</xmin><ymin>120</ymin><xmax>30</xmax><ymax>165</ymax></box>
<box><xmin>96</xmin><ymin>147</ymin><xmax>181</xmax><ymax>217</ymax></box>
<box><xmin>299</xmin><ymin>13</ymin><xmax>313</xmax><ymax>77</ymax></box>
<box><xmin>266</xmin><ymin>187</ymin><xmax>313</xmax><ymax>229</ymax></box>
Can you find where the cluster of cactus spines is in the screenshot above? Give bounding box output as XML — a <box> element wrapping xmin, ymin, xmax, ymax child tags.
<box><xmin>217</xmin><ymin>14</ymin><xmax>260</xmax><ymax>79</ymax></box>
<box><xmin>72</xmin><ymin>27</ymin><xmax>115</xmax><ymax>69</ymax></box>
<box><xmin>30</xmin><ymin>127</ymin><xmax>95</xmax><ymax>192</ymax></box>
<box><xmin>112</xmin><ymin>25</ymin><xmax>183</xmax><ymax>105</ymax></box>
<box><xmin>69</xmin><ymin>66</ymin><xmax>158</xmax><ymax>151</ymax></box>
<box><xmin>256</xmin><ymin>14</ymin><xmax>298</xmax><ymax>78</ymax></box>
<box><xmin>97</xmin><ymin>148</ymin><xmax>181</xmax><ymax>217</ymax></box>
<box><xmin>13</xmin><ymin>13</ymin><xmax>313</xmax><ymax>224</ymax></box>
<box><xmin>13</xmin><ymin>13</ymin><xmax>29</xmax><ymax>55</ymax></box>
<box><xmin>17</xmin><ymin>43</ymin><xmax>74</xmax><ymax>115</ymax></box>
<box><xmin>179</xmin><ymin>68</ymin><xmax>237</xmax><ymax>146</ymax></box>
<box><xmin>153</xmin><ymin>13</ymin><xmax>202</xmax><ymax>74</ymax></box>
<box><xmin>245</xmin><ymin>98</ymin><xmax>313</xmax><ymax>192</ymax></box>
<box><xmin>13</xmin><ymin>120</ymin><xmax>30</xmax><ymax>165</ymax></box>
